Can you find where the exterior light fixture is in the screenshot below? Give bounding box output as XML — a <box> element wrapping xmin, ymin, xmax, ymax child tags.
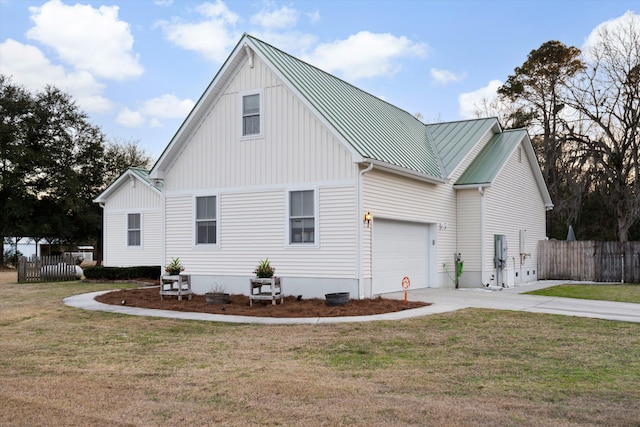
<box><xmin>364</xmin><ymin>212</ymin><xmax>373</xmax><ymax>227</ymax></box>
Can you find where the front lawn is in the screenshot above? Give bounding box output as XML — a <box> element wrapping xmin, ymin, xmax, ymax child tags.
<box><xmin>526</xmin><ymin>283</ymin><xmax>640</xmax><ymax>303</ymax></box>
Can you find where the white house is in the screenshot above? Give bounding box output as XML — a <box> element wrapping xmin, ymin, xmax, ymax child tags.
<box><xmin>93</xmin><ymin>168</ymin><xmax>162</xmax><ymax>267</ymax></box>
<box><xmin>95</xmin><ymin>34</ymin><xmax>552</xmax><ymax>298</ymax></box>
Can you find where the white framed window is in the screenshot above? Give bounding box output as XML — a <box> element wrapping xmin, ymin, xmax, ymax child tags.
<box><xmin>241</xmin><ymin>91</ymin><xmax>262</xmax><ymax>137</ymax></box>
<box><xmin>127</xmin><ymin>213</ymin><xmax>141</xmax><ymax>247</ymax></box>
<box><xmin>196</xmin><ymin>196</ymin><xmax>217</xmax><ymax>245</ymax></box>
<box><xmin>289</xmin><ymin>190</ymin><xmax>315</xmax><ymax>244</ymax></box>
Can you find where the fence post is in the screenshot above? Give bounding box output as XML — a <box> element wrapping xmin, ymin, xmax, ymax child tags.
<box><xmin>621</xmin><ymin>253</ymin><xmax>625</xmax><ymax>284</ymax></box>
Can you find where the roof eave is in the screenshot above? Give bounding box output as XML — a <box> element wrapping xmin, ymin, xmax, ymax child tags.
<box><xmin>363</xmin><ymin>159</ymin><xmax>447</xmax><ymax>184</ymax></box>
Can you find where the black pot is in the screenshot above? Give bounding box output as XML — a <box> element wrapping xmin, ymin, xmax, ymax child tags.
<box><xmin>206</xmin><ymin>293</ymin><xmax>229</xmax><ymax>305</ymax></box>
<box><xmin>325</xmin><ymin>292</ymin><xmax>350</xmax><ymax>306</ymax></box>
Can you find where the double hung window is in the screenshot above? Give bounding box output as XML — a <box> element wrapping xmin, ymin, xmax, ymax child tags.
<box><xmin>196</xmin><ymin>196</ymin><xmax>217</xmax><ymax>244</ymax></box>
<box><xmin>242</xmin><ymin>93</ymin><xmax>260</xmax><ymax>136</ymax></box>
<box><xmin>127</xmin><ymin>213</ymin><xmax>141</xmax><ymax>246</ymax></box>
<box><xmin>289</xmin><ymin>190</ymin><xmax>314</xmax><ymax>244</ymax></box>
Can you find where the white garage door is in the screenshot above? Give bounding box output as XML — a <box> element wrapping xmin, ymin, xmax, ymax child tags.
<box><xmin>372</xmin><ymin>219</ymin><xmax>430</xmax><ymax>295</ymax></box>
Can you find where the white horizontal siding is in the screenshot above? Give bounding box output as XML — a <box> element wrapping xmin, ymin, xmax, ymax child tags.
<box><xmin>363</xmin><ymin>169</ymin><xmax>456</xmax><ymax>281</ymax></box>
<box><xmin>484</xmin><ymin>144</ymin><xmax>546</xmax><ymax>281</ymax></box>
<box><xmin>164</xmin><ymin>185</ymin><xmax>357</xmax><ymax>279</ymax></box>
<box><xmin>164</xmin><ymin>56</ymin><xmax>357</xmax><ymax>193</ymax></box>
<box><xmin>103</xmin><ymin>209</ymin><xmax>162</xmax><ymax>267</ymax></box>
<box><xmin>456</xmin><ymin>189</ymin><xmax>482</xmax><ymax>271</ymax></box>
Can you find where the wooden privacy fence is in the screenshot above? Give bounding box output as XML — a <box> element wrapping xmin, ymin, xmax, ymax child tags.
<box><xmin>538</xmin><ymin>241</ymin><xmax>640</xmax><ymax>283</ymax></box>
<box><xmin>17</xmin><ymin>255</ymin><xmax>78</xmax><ymax>283</ymax></box>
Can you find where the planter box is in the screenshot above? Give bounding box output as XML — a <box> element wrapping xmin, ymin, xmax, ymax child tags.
<box><xmin>325</xmin><ymin>292</ymin><xmax>350</xmax><ymax>306</ymax></box>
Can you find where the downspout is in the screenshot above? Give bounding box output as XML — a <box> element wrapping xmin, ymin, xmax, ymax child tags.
<box><xmin>154</xmin><ymin>178</ymin><xmax>166</xmax><ymax>279</ymax></box>
<box><xmin>479</xmin><ymin>186</ymin><xmax>487</xmax><ymax>286</ymax></box>
<box><xmin>358</xmin><ymin>162</ymin><xmax>374</xmax><ymax>299</ymax></box>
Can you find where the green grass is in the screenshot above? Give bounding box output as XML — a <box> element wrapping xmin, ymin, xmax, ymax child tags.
<box><xmin>1</xmin><ymin>281</ymin><xmax>639</xmax><ymax>426</ymax></box>
<box><xmin>525</xmin><ymin>283</ymin><xmax>640</xmax><ymax>303</ymax></box>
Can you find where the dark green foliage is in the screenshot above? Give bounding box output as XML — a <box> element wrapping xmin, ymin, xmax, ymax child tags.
<box><xmin>83</xmin><ymin>265</ymin><xmax>161</xmax><ymax>281</ymax></box>
<box><xmin>0</xmin><ymin>76</ymin><xmax>153</xmax><ymax>266</ymax></box>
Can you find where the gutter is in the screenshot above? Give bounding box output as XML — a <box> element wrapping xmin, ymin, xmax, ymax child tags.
<box><xmin>363</xmin><ymin>158</ymin><xmax>447</xmax><ymax>185</ymax></box>
<box><xmin>357</xmin><ymin>162</ymin><xmax>374</xmax><ymax>299</ymax></box>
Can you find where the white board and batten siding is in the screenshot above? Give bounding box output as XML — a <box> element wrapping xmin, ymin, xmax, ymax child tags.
<box><xmin>103</xmin><ymin>180</ymin><xmax>162</xmax><ymax>267</ymax></box>
<box><xmin>483</xmin><ymin>144</ymin><xmax>547</xmax><ymax>286</ymax></box>
<box><xmin>162</xmin><ymin>55</ymin><xmax>359</xmax><ymax>296</ymax></box>
<box><xmin>164</xmin><ymin>58</ymin><xmax>357</xmax><ymax>192</ymax></box>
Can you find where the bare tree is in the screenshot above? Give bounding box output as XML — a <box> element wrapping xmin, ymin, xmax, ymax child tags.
<box><xmin>566</xmin><ymin>13</ymin><xmax>640</xmax><ymax>241</ymax></box>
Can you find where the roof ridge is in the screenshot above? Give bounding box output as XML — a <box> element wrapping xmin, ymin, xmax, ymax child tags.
<box><xmin>246</xmin><ymin>34</ymin><xmax>425</xmax><ymax>129</ymax></box>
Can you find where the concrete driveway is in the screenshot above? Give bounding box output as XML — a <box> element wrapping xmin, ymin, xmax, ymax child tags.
<box><xmin>65</xmin><ymin>280</ymin><xmax>640</xmax><ymax>324</ymax></box>
<box><xmin>386</xmin><ymin>280</ymin><xmax>640</xmax><ymax>323</ymax></box>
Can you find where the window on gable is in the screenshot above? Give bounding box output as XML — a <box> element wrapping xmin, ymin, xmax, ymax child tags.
<box><xmin>289</xmin><ymin>190</ymin><xmax>314</xmax><ymax>244</ymax></box>
<box><xmin>196</xmin><ymin>196</ymin><xmax>217</xmax><ymax>244</ymax></box>
<box><xmin>127</xmin><ymin>213</ymin><xmax>141</xmax><ymax>246</ymax></box>
<box><xmin>242</xmin><ymin>93</ymin><xmax>260</xmax><ymax>136</ymax></box>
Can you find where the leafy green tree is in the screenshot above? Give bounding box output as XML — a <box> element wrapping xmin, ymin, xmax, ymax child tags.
<box><xmin>498</xmin><ymin>41</ymin><xmax>585</xmax><ymax>238</ymax></box>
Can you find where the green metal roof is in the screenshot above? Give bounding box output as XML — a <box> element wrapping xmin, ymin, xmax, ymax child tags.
<box><xmin>129</xmin><ymin>167</ymin><xmax>152</xmax><ymax>184</ymax></box>
<box><xmin>426</xmin><ymin>118</ymin><xmax>499</xmax><ymax>177</ymax></box>
<box><xmin>455</xmin><ymin>129</ymin><xmax>526</xmax><ymax>186</ymax></box>
<box><xmin>247</xmin><ymin>35</ymin><xmax>443</xmax><ymax>178</ymax></box>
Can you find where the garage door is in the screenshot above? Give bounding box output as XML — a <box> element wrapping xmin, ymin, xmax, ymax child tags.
<box><xmin>372</xmin><ymin>219</ymin><xmax>430</xmax><ymax>295</ymax></box>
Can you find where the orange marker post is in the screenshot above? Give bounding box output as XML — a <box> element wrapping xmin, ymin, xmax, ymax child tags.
<box><xmin>401</xmin><ymin>276</ymin><xmax>411</xmax><ymax>304</ymax></box>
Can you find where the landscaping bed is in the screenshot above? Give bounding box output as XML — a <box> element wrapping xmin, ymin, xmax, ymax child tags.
<box><xmin>95</xmin><ymin>286</ymin><xmax>429</xmax><ymax>317</ymax></box>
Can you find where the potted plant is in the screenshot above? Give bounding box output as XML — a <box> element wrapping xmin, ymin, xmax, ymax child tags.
<box><xmin>205</xmin><ymin>283</ymin><xmax>229</xmax><ymax>305</ymax></box>
<box><xmin>254</xmin><ymin>258</ymin><xmax>275</xmax><ymax>278</ymax></box>
<box><xmin>165</xmin><ymin>257</ymin><xmax>184</xmax><ymax>276</ymax></box>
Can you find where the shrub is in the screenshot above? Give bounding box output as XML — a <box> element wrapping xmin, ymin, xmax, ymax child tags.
<box><xmin>83</xmin><ymin>265</ymin><xmax>161</xmax><ymax>281</ymax></box>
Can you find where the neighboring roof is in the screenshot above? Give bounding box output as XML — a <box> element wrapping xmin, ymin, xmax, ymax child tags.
<box><xmin>93</xmin><ymin>168</ymin><xmax>160</xmax><ymax>204</ymax></box>
<box><xmin>426</xmin><ymin>118</ymin><xmax>500</xmax><ymax>177</ymax></box>
<box><xmin>455</xmin><ymin>129</ymin><xmax>553</xmax><ymax>208</ymax></box>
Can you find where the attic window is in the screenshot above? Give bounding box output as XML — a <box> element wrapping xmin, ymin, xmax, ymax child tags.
<box><xmin>242</xmin><ymin>93</ymin><xmax>261</xmax><ymax>136</ymax></box>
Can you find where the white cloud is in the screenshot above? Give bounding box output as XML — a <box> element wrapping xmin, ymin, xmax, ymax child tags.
<box><xmin>154</xmin><ymin>0</ymin><xmax>173</xmax><ymax>6</ymax></box>
<box><xmin>458</xmin><ymin>80</ymin><xmax>502</xmax><ymax>119</ymax></box>
<box><xmin>115</xmin><ymin>107</ymin><xmax>145</xmax><ymax>128</ymax></box>
<box><xmin>582</xmin><ymin>11</ymin><xmax>640</xmax><ymax>61</ymax></box>
<box><xmin>26</xmin><ymin>0</ymin><xmax>143</xmax><ymax>81</ymax></box>
<box><xmin>0</xmin><ymin>39</ymin><xmax>113</xmax><ymax>113</ymax></box>
<box><xmin>430</xmin><ymin>68</ymin><xmax>466</xmax><ymax>84</ymax></box>
<box><xmin>141</xmin><ymin>94</ymin><xmax>195</xmax><ymax>119</ymax></box>
<box><xmin>251</xmin><ymin>5</ymin><xmax>298</xmax><ymax>29</ymax></box>
<box><xmin>306</xmin><ymin>10</ymin><xmax>320</xmax><ymax>24</ymax></box>
<box><xmin>156</xmin><ymin>0</ymin><xmax>240</xmax><ymax>62</ymax></box>
<box><xmin>302</xmin><ymin>31</ymin><xmax>427</xmax><ymax>81</ymax></box>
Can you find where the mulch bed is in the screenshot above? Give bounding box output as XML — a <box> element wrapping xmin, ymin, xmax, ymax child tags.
<box><xmin>95</xmin><ymin>286</ymin><xmax>429</xmax><ymax>318</ymax></box>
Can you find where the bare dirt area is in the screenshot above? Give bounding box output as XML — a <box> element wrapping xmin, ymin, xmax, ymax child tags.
<box><xmin>95</xmin><ymin>286</ymin><xmax>429</xmax><ymax>317</ymax></box>
<box><xmin>0</xmin><ymin>268</ymin><xmax>17</xmax><ymax>285</ymax></box>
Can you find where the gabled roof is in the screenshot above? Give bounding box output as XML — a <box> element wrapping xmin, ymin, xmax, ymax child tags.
<box><xmin>151</xmin><ymin>34</ymin><xmax>446</xmax><ymax>182</ymax></box>
<box><xmin>246</xmin><ymin>35</ymin><xmax>443</xmax><ymax>179</ymax></box>
<box><xmin>426</xmin><ymin>118</ymin><xmax>500</xmax><ymax>177</ymax></box>
<box><xmin>455</xmin><ymin>129</ymin><xmax>553</xmax><ymax>208</ymax></box>
<box><xmin>93</xmin><ymin>168</ymin><xmax>159</xmax><ymax>204</ymax></box>
<box><xmin>149</xmin><ymin>33</ymin><xmax>550</xmax><ymax>205</ymax></box>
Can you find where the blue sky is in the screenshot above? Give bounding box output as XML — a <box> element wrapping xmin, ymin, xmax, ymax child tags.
<box><xmin>0</xmin><ymin>0</ymin><xmax>637</xmax><ymax>159</ymax></box>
